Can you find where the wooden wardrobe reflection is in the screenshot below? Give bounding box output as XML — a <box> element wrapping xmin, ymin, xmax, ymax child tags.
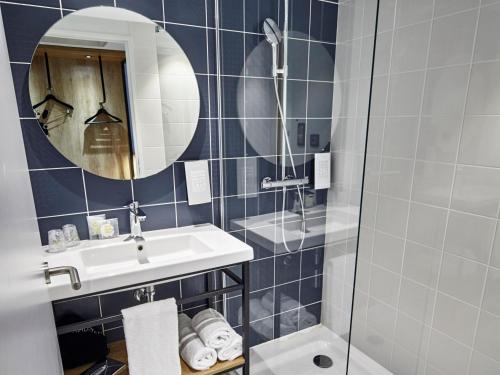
<box><xmin>30</xmin><ymin>45</ymin><xmax>133</xmax><ymax>180</ymax></box>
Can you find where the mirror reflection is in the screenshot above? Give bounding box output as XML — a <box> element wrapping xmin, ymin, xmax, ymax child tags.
<box><xmin>239</xmin><ymin>31</ymin><xmax>336</xmax><ymax>166</ymax></box>
<box><xmin>29</xmin><ymin>7</ymin><xmax>200</xmax><ymax>180</ymax></box>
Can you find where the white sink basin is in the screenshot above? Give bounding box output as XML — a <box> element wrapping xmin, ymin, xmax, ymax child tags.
<box><xmin>44</xmin><ymin>223</ymin><xmax>253</xmax><ymax>301</ymax></box>
<box><xmin>230</xmin><ymin>205</ymin><xmax>359</xmax><ymax>253</ymax></box>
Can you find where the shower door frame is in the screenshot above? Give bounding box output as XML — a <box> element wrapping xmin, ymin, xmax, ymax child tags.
<box><xmin>345</xmin><ymin>0</ymin><xmax>381</xmax><ymax>374</ymax></box>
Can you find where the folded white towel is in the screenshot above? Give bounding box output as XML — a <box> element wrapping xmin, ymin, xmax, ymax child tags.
<box><xmin>236</xmin><ymin>298</ymin><xmax>272</xmax><ymax>341</ymax></box>
<box><xmin>262</xmin><ymin>292</ymin><xmax>317</xmax><ymax>328</ymax></box>
<box><xmin>278</xmin><ymin>321</ymin><xmax>297</xmax><ymax>336</ymax></box>
<box><xmin>260</xmin><ymin>291</ymin><xmax>274</xmax><ymax>313</ymax></box>
<box><xmin>262</xmin><ymin>293</ymin><xmax>298</xmax><ymax>316</ymax></box>
<box><xmin>299</xmin><ymin>309</ymin><xmax>318</xmax><ymax>328</ymax></box>
<box><xmin>178</xmin><ymin>313</ymin><xmax>217</xmax><ymax>370</ymax></box>
<box><xmin>236</xmin><ymin>298</ymin><xmax>272</xmax><ymax>326</ymax></box>
<box><xmin>191</xmin><ymin>308</ymin><xmax>233</xmax><ymax>349</ymax></box>
<box><xmin>251</xmin><ymin>316</ymin><xmax>273</xmax><ymax>340</ymax></box>
<box><xmin>217</xmin><ymin>328</ymin><xmax>243</xmax><ymax>361</ymax></box>
<box><xmin>122</xmin><ymin>298</ymin><xmax>181</xmax><ymax>375</ymax></box>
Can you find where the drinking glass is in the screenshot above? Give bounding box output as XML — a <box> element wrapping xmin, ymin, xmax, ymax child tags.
<box><xmin>62</xmin><ymin>224</ymin><xmax>80</xmax><ymax>247</ymax></box>
<box><xmin>48</xmin><ymin>229</ymin><xmax>66</xmax><ymax>253</ymax></box>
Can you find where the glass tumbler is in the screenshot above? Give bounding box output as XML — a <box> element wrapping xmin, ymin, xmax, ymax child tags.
<box><xmin>62</xmin><ymin>224</ymin><xmax>80</xmax><ymax>247</ymax></box>
<box><xmin>48</xmin><ymin>229</ymin><xmax>67</xmax><ymax>253</ymax></box>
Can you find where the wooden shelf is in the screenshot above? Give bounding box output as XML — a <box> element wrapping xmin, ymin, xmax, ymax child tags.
<box><xmin>64</xmin><ymin>340</ymin><xmax>128</xmax><ymax>375</ymax></box>
<box><xmin>64</xmin><ymin>340</ymin><xmax>244</xmax><ymax>375</ymax></box>
<box><xmin>180</xmin><ymin>356</ymin><xmax>244</xmax><ymax>375</ymax></box>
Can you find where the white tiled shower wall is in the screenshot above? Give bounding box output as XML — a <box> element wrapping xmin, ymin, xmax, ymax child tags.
<box><xmin>351</xmin><ymin>0</ymin><xmax>500</xmax><ymax>374</ymax></box>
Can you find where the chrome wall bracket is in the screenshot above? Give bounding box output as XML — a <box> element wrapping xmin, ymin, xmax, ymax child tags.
<box><xmin>134</xmin><ymin>285</ymin><xmax>156</xmax><ymax>303</ymax></box>
<box><xmin>261</xmin><ymin>176</ymin><xmax>310</xmax><ymax>189</ymax></box>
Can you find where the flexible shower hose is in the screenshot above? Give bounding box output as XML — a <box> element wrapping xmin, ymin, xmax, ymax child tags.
<box><xmin>273</xmin><ymin>75</ymin><xmax>306</xmax><ymax>253</ymax></box>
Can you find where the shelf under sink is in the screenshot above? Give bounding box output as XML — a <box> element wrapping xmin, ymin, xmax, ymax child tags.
<box><xmin>64</xmin><ymin>340</ymin><xmax>245</xmax><ymax>375</ymax></box>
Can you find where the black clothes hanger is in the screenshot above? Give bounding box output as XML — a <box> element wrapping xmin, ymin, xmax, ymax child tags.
<box><xmin>32</xmin><ymin>52</ymin><xmax>74</xmax><ymax>125</ymax></box>
<box><xmin>84</xmin><ymin>55</ymin><xmax>123</xmax><ymax>125</ymax></box>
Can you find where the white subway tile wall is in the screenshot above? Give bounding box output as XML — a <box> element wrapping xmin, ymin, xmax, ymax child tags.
<box><xmin>353</xmin><ymin>0</ymin><xmax>500</xmax><ymax>373</ymax></box>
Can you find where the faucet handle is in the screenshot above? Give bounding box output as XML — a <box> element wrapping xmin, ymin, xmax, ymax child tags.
<box><xmin>128</xmin><ymin>201</ymin><xmax>146</xmax><ymax>217</ymax></box>
<box><xmin>127</xmin><ymin>201</ymin><xmax>139</xmax><ymax>211</ymax></box>
<box><xmin>127</xmin><ymin>201</ymin><xmax>146</xmax><ymax>222</ymax></box>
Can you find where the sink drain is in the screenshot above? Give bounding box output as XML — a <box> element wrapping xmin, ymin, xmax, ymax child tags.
<box><xmin>313</xmin><ymin>355</ymin><xmax>333</xmax><ymax>369</ymax></box>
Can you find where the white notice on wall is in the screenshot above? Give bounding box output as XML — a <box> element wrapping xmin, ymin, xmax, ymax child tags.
<box><xmin>314</xmin><ymin>153</ymin><xmax>331</xmax><ymax>190</ymax></box>
<box><xmin>184</xmin><ymin>160</ymin><xmax>212</xmax><ymax>205</ymax></box>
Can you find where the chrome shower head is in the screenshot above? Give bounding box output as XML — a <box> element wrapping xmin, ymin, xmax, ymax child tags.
<box><xmin>262</xmin><ymin>18</ymin><xmax>282</xmax><ymax>46</ymax></box>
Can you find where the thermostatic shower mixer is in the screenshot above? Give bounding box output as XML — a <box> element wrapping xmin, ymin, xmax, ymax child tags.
<box><xmin>261</xmin><ymin>176</ymin><xmax>310</xmax><ymax>190</ymax></box>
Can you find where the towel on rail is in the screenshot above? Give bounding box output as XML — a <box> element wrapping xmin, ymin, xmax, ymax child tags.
<box><xmin>122</xmin><ymin>298</ymin><xmax>181</xmax><ymax>375</ymax></box>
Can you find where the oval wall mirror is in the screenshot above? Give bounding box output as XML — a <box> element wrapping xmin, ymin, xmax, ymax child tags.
<box><xmin>28</xmin><ymin>7</ymin><xmax>200</xmax><ymax>180</ymax></box>
<box><xmin>237</xmin><ymin>31</ymin><xmax>337</xmax><ymax>167</ymax></box>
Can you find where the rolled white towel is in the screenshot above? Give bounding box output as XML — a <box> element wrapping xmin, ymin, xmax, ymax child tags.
<box><xmin>279</xmin><ymin>322</ymin><xmax>297</xmax><ymax>337</ymax></box>
<box><xmin>263</xmin><ymin>293</ymin><xmax>318</xmax><ymax>328</ymax></box>
<box><xmin>192</xmin><ymin>308</ymin><xmax>233</xmax><ymax>349</ymax></box>
<box><xmin>249</xmin><ymin>298</ymin><xmax>271</xmax><ymax>321</ymax></box>
<box><xmin>252</xmin><ymin>317</ymin><xmax>273</xmax><ymax>340</ymax></box>
<box><xmin>299</xmin><ymin>309</ymin><xmax>318</xmax><ymax>328</ymax></box>
<box><xmin>279</xmin><ymin>295</ymin><xmax>300</xmax><ymax>315</ymax></box>
<box><xmin>217</xmin><ymin>328</ymin><xmax>243</xmax><ymax>361</ymax></box>
<box><xmin>260</xmin><ymin>291</ymin><xmax>274</xmax><ymax>312</ymax></box>
<box><xmin>262</xmin><ymin>293</ymin><xmax>298</xmax><ymax>325</ymax></box>
<box><xmin>178</xmin><ymin>313</ymin><xmax>217</xmax><ymax>371</ymax></box>
<box><xmin>237</xmin><ymin>298</ymin><xmax>272</xmax><ymax>325</ymax></box>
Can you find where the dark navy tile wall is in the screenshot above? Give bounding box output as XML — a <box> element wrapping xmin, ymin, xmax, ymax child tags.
<box><xmin>1</xmin><ymin>0</ymin><xmax>337</xmax><ymax>348</ymax></box>
<box><xmin>115</xmin><ymin>0</ymin><xmax>163</xmax><ymax>20</ymax></box>
<box><xmin>20</xmin><ymin>119</ymin><xmax>74</xmax><ymax>169</ymax></box>
<box><xmin>289</xmin><ymin>0</ymin><xmax>310</xmax><ymax>37</ymax></box>
<box><xmin>62</xmin><ymin>0</ymin><xmax>114</xmax><ymax>10</ymax></box>
<box><xmin>132</xmin><ymin>168</ymin><xmax>175</xmax><ymax>205</ymax></box>
<box><xmin>219</xmin><ymin>0</ymin><xmax>336</xmax><ymax>346</ymax></box>
<box><xmin>29</xmin><ymin>168</ymin><xmax>87</xmax><ymax>217</ymax></box>
<box><xmin>310</xmin><ymin>0</ymin><xmax>338</xmax><ymax>43</ymax></box>
<box><xmin>1</xmin><ymin>3</ymin><xmax>60</xmax><ymax>62</ymax></box>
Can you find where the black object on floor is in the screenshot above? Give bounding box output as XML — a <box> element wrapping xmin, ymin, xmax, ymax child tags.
<box><xmin>313</xmin><ymin>355</ymin><xmax>333</xmax><ymax>369</ymax></box>
<box><xmin>81</xmin><ymin>358</ymin><xmax>126</xmax><ymax>375</ymax></box>
<box><xmin>57</xmin><ymin>313</ymin><xmax>109</xmax><ymax>369</ymax></box>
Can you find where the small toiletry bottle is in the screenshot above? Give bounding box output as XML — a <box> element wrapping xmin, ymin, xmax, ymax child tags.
<box><xmin>87</xmin><ymin>214</ymin><xmax>106</xmax><ymax>240</ymax></box>
<box><xmin>99</xmin><ymin>218</ymin><xmax>119</xmax><ymax>240</ymax></box>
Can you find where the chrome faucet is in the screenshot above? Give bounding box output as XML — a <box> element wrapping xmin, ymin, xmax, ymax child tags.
<box><xmin>125</xmin><ymin>201</ymin><xmax>146</xmax><ymax>242</ymax></box>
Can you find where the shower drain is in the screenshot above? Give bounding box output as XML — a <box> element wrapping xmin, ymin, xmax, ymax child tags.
<box><xmin>313</xmin><ymin>355</ymin><xmax>333</xmax><ymax>369</ymax></box>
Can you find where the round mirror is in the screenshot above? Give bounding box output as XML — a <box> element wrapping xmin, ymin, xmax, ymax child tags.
<box><xmin>28</xmin><ymin>7</ymin><xmax>200</xmax><ymax>180</ymax></box>
<box><xmin>238</xmin><ymin>31</ymin><xmax>336</xmax><ymax>166</ymax></box>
